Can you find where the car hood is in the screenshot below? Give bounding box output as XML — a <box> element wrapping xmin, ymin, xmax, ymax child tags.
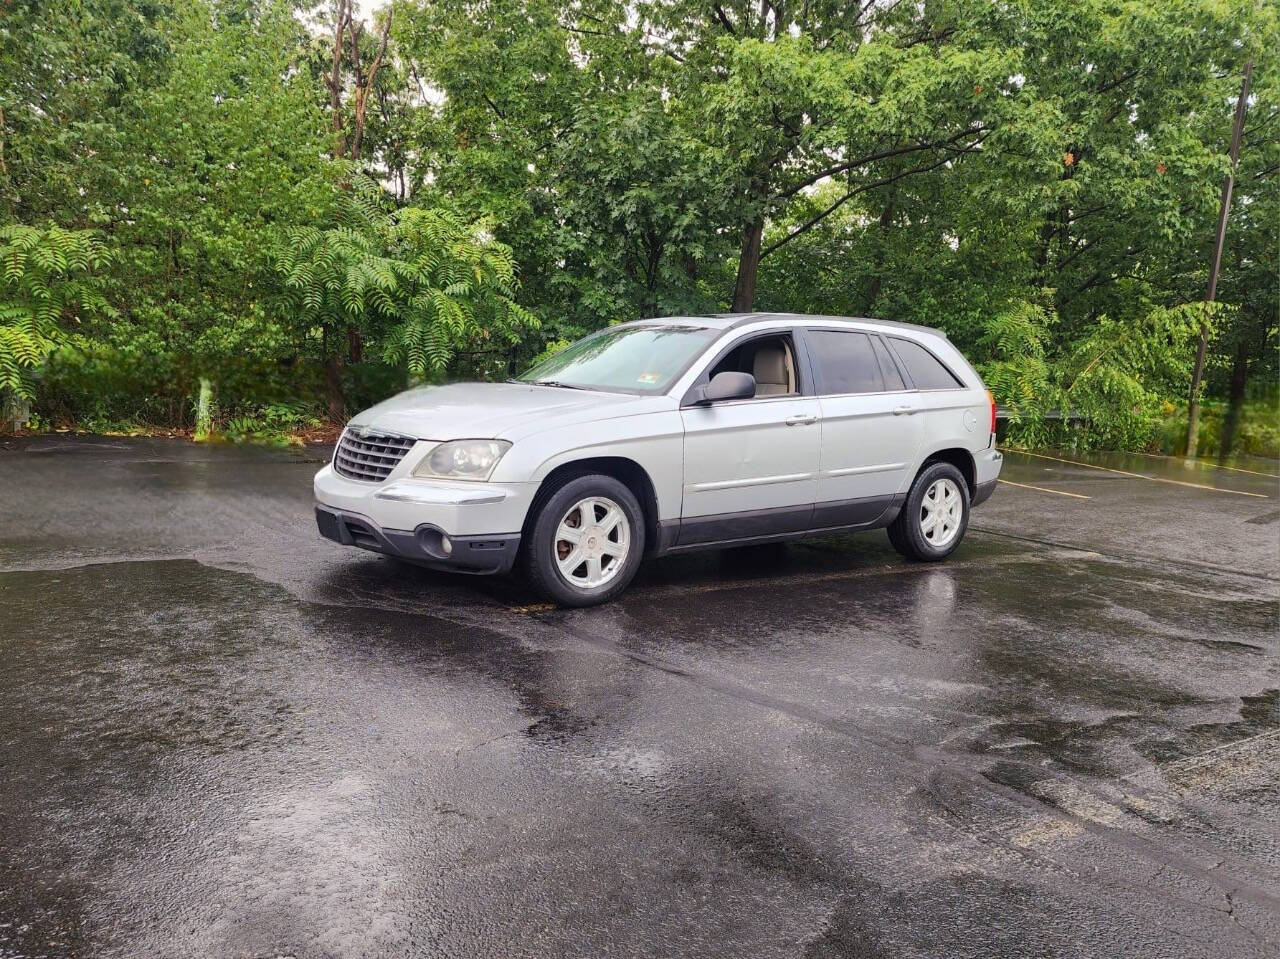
<box><xmin>349</xmin><ymin>382</ymin><xmax>665</xmax><ymax>441</ymax></box>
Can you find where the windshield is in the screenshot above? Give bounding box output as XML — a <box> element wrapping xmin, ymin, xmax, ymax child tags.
<box><xmin>515</xmin><ymin>324</ymin><xmax>715</xmax><ymax>394</ymax></box>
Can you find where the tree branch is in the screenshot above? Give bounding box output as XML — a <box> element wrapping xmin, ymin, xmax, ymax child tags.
<box><xmin>1053</xmin><ymin>234</ymin><xmax>1100</xmax><ymax>274</ymax></box>
<box><xmin>482</xmin><ymin>92</ymin><xmax>507</xmax><ymax>120</ymax></box>
<box><xmin>350</xmin><ymin>9</ymin><xmax>393</xmax><ymax>161</ymax></box>
<box><xmin>1093</xmin><ymin>69</ymin><xmax>1139</xmax><ymax>95</ymax></box>
<box><xmin>774</xmin><ymin>126</ymin><xmax>986</xmax><ymax>202</ymax></box>
<box><xmin>329</xmin><ymin>0</ymin><xmax>352</xmax><ymax>158</ymax></box>
<box><xmin>760</xmin><ymin>150</ymin><xmax>964</xmax><ymax>259</ymax></box>
<box><xmin>712</xmin><ymin>4</ymin><xmax>737</xmax><ymax>34</ymax></box>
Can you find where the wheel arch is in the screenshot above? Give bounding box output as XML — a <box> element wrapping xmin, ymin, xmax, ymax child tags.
<box><xmin>916</xmin><ymin>446</ymin><xmax>977</xmax><ymax>498</ymax></box>
<box><xmin>523</xmin><ymin>456</ymin><xmax>661</xmax><ymax>553</ymax></box>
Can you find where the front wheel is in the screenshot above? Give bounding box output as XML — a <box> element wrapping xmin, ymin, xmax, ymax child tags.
<box><xmin>523</xmin><ymin>474</ymin><xmax>645</xmax><ymax>607</ymax></box>
<box><xmin>888</xmin><ymin>462</ymin><xmax>971</xmax><ymax>562</ymax></box>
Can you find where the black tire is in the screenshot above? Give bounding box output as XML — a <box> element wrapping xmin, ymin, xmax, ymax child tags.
<box><xmin>522</xmin><ymin>473</ymin><xmax>646</xmax><ymax>607</ymax></box>
<box><xmin>888</xmin><ymin>461</ymin><xmax>971</xmax><ymax>562</ymax></box>
<box><xmin>885</xmin><ymin>518</ymin><xmax>909</xmax><ymax>555</ymax></box>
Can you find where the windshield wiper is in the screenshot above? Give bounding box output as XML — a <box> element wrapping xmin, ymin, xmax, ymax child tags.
<box><xmin>521</xmin><ymin>379</ymin><xmax>588</xmax><ymax>390</ymax></box>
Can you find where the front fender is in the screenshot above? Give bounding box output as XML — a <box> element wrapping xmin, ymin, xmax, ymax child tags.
<box><xmin>494</xmin><ymin>411</ymin><xmax>686</xmax><ymax>522</ymax></box>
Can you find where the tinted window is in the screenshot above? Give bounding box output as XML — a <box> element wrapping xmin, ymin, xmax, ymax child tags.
<box><xmin>889</xmin><ymin>338</ymin><xmax>964</xmax><ymax>390</ymax></box>
<box><xmin>871</xmin><ymin>336</ymin><xmax>906</xmax><ymax>391</ymax></box>
<box><xmin>808</xmin><ymin>330</ymin><xmax>884</xmax><ymax>395</ymax></box>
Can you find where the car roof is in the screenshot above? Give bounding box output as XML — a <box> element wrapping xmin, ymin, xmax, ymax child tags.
<box><xmin>625</xmin><ymin>312</ymin><xmax>947</xmax><ymax>338</ymax></box>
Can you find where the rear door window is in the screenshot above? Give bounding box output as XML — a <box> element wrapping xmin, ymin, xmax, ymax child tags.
<box><xmin>889</xmin><ymin>338</ymin><xmax>964</xmax><ymax>390</ymax></box>
<box><xmin>807</xmin><ymin>330</ymin><xmax>884</xmax><ymax>395</ymax></box>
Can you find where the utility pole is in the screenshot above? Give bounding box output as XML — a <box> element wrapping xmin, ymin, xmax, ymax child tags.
<box><xmin>1185</xmin><ymin>59</ymin><xmax>1252</xmax><ymax>461</ymax></box>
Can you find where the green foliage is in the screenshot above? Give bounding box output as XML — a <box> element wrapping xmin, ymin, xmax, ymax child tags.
<box><xmin>529</xmin><ymin>337</ymin><xmax>571</xmax><ymax>368</ymax></box>
<box><xmin>274</xmin><ymin>178</ymin><xmax>537</xmax><ymax>378</ymax></box>
<box><xmin>0</xmin><ymin>0</ymin><xmax>1275</xmax><ymax>452</ymax></box>
<box><xmin>1053</xmin><ymin>303</ymin><xmax>1216</xmax><ymax>450</ymax></box>
<box><xmin>974</xmin><ymin>300</ymin><xmax>1058</xmax><ymax>449</ymax></box>
<box><xmin>0</xmin><ymin>226</ymin><xmax>112</xmax><ymax>398</ymax></box>
<box><xmin>1156</xmin><ymin>397</ymin><xmax>1280</xmax><ymax>460</ymax></box>
<box><xmin>193</xmin><ymin>377</ymin><xmax>215</xmax><ymax>442</ymax></box>
<box><xmin>979</xmin><ymin>300</ymin><xmax>1225</xmax><ymax>449</ymax></box>
<box><xmin>222</xmin><ymin>402</ymin><xmax>320</xmax><ymax>444</ymax></box>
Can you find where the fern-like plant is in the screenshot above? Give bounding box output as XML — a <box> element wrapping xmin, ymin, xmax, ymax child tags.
<box><xmin>0</xmin><ymin>226</ymin><xmax>112</xmax><ymax>401</ymax></box>
<box><xmin>976</xmin><ymin>297</ymin><xmax>1225</xmax><ymax>450</ymax></box>
<box><xmin>1054</xmin><ymin>302</ymin><xmax>1225</xmax><ymax>450</ymax></box>
<box><xmin>273</xmin><ymin>177</ymin><xmax>537</xmax><ymax>384</ymax></box>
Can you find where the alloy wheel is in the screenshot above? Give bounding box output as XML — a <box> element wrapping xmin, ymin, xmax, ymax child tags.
<box><xmin>554</xmin><ymin>496</ymin><xmax>630</xmax><ymax>588</ymax></box>
<box><xmin>919</xmin><ymin>478</ymin><xmax>962</xmax><ymax>548</ymax></box>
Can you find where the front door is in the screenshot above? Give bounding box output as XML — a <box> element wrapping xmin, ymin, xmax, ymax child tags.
<box><xmin>678</xmin><ymin>332</ymin><xmax>821</xmax><ymax>546</ymax></box>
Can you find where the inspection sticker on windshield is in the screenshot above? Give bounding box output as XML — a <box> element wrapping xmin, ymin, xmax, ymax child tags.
<box><xmin>636</xmin><ymin>372</ymin><xmax>661</xmax><ymax>384</ymax></box>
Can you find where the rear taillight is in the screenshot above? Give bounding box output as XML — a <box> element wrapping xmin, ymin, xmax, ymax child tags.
<box><xmin>986</xmin><ymin>390</ymin><xmax>998</xmax><ymax>437</ymax></box>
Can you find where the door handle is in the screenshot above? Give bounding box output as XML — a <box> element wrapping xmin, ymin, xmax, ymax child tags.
<box><xmin>785</xmin><ymin>414</ymin><xmax>818</xmax><ymax>426</ymax></box>
<box><xmin>892</xmin><ymin>405</ymin><xmax>917</xmax><ymax>416</ymax></box>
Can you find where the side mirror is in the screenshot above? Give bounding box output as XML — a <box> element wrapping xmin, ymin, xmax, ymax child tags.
<box><xmin>698</xmin><ymin>371</ymin><xmax>756</xmax><ymax>404</ymax></box>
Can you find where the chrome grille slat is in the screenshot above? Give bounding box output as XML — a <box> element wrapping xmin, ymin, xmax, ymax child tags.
<box><xmin>336</xmin><ymin>449</ymin><xmax>400</xmax><ymax>467</ymax></box>
<box><xmin>346</xmin><ymin>439</ymin><xmax>409</xmax><ymax>455</ymax></box>
<box><xmin>333</xmin><ymin>429</ymin><xmax>416</xmax><ymax>482</ymax></box>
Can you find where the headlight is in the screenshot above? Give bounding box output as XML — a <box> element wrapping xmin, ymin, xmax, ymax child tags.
<box><xmin>412</xmin><ymin>440</ymin><xmax>511</xmax><ymax>481</ymax></box>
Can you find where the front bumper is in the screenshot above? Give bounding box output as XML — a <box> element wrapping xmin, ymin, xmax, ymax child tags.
<box><xmin>313</xmin><ymin>464</ymin><xmax>531</xmax><ymax>574</ymax></box>
<box><xmin>315</xmin><ymin>505</ymin><xmax>520</xmax><ymax>574</ymax></box>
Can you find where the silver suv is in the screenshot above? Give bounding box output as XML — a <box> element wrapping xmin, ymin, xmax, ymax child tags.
<box><xmin>315</xmin><ymin>313</ymin><xmax>1002</xmax><ymax>606</ymax></box>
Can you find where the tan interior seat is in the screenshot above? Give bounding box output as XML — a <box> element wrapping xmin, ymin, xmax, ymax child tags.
<box><xmin>752</xmin><ymin>343</ymin><xmax>794</xmax><ymax>395</ymax></box>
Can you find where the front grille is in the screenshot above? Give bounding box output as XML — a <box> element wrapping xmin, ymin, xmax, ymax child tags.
<box><xmin>333</xmin><ymin>428</ymin><xmax>416</xmax><ymax>482</ymax></box>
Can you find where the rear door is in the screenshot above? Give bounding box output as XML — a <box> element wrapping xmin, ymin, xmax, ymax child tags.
<box><xmin>806</xmin><ymin>327</ymin><xmax>923</xmax><ymax>527</ymax></box>
<box><xmin>678</xmin><ymin>329</ymin><xmax>821</xmax><ymax>545</ymax></box>
<box><xmin>884</xmin><ymin>334</ymin><xmax>975</xmax><ymax>458</ymax></box>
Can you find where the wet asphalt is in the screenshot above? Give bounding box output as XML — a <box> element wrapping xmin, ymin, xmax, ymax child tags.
<box><xmin>0</xmin><ymin>436</ymin><xmax>1277</xmax><ymax>959</ymax></box>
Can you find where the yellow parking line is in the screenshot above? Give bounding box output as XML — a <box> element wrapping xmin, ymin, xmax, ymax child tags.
<box><xmin>1124</xmin><ymin>449</ymin><xmax>1279</xmax><ymax>478</ymax></box>
<box><xmin>1208</xmin><ymin>462</ymin><xmax>1280</xmax><ymax>478</ymax></box>
<box><xmin>1005</xmin><ymin>449</ymin><xmax>1269</xmax><ymax>499</ymax></box>
<box><xmin>998</xmin><ymin>479</ymin><xmax>1090</xmax><ymax>500</ymax></box>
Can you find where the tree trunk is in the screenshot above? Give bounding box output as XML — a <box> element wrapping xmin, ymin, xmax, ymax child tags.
<box><xmin>864</xmin><ymin>187</ymin><xmax>896</xmax><ymax>308</ymax></box>
<box><xmin>194</xmin><ymin>378</ymin><xmax>214</xmax><ymax>442</ymax></box>
<box><xmin>643</xmin><ymin>233</ymin><xmax>663</xmax><ymax>317</ymax></box>
<box><xmin>1186</xmin><ymin>59</ymin><xmax>1252</xmax><ymax>460</ymax></box>
<box><xmin>1218</xmin><ymin>339</ymin><xmax>1249</xmax><ymax>463</ymax></box>
<box><xmin>327</xmin><ymin>0</ymin><xmax>351</xmax><ymax>159</ymax></box>
<box><xmin>325</xmin><ymin>351</ymin><xmax>346</xmax><ymax>424</ymax></box>
<box><xmin>731</xmin><ymin>218</ymin><xmax>765</xmax><ymax>313</ymax></box>
<box><xmin>348</xmin><ymin>9</ymin><xmax>393</xmax><ymax>162</ymax></box>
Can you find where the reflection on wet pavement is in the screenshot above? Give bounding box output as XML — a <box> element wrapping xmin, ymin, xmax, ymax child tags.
<box><xmin>0</xmin><ymin>437</ymin><xmax>1276</xmax><ymax>957</ymax></box>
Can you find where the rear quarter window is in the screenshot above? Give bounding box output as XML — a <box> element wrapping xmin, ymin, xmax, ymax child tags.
<box><xmin>889</xmin><ymin>338</ymin><xmax>964</xmax><ymax>390</ymax></box>
<box><xmin>871</xmin><ymin>336</ymin><xmax>906</xmax><ymax>391</ymax></box>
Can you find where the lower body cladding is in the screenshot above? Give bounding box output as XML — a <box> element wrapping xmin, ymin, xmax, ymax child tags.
<box><xmin>658</xmin><ymin>448</ymin><xmax>1003</xmax><ymax>553</ymax></box>
<box><xmin>656</xmin><ymin>492</ymin><xmax>905</xmax><ymax>553</ymax></box>
<box><xmin>315</xmin><ymin>505</ymin><xmax>520</xmax><ymax>574</ymax></box>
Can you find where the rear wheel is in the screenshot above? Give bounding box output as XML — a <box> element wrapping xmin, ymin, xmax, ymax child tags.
<box><xmin>888</xmin><ymin>462</ymin><xmax>970</xmax><ymax>562</ymax></box>
<box><xmin>523</xmin><ymin>473</ymin><xmax>645</xmax><ymax>607</ymax></box>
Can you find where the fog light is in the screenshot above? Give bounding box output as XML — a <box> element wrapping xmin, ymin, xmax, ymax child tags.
<box><xmin>440</xmin><ymin>534</ymin><xmax>453</xmax><ymax>556</ymax></box>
